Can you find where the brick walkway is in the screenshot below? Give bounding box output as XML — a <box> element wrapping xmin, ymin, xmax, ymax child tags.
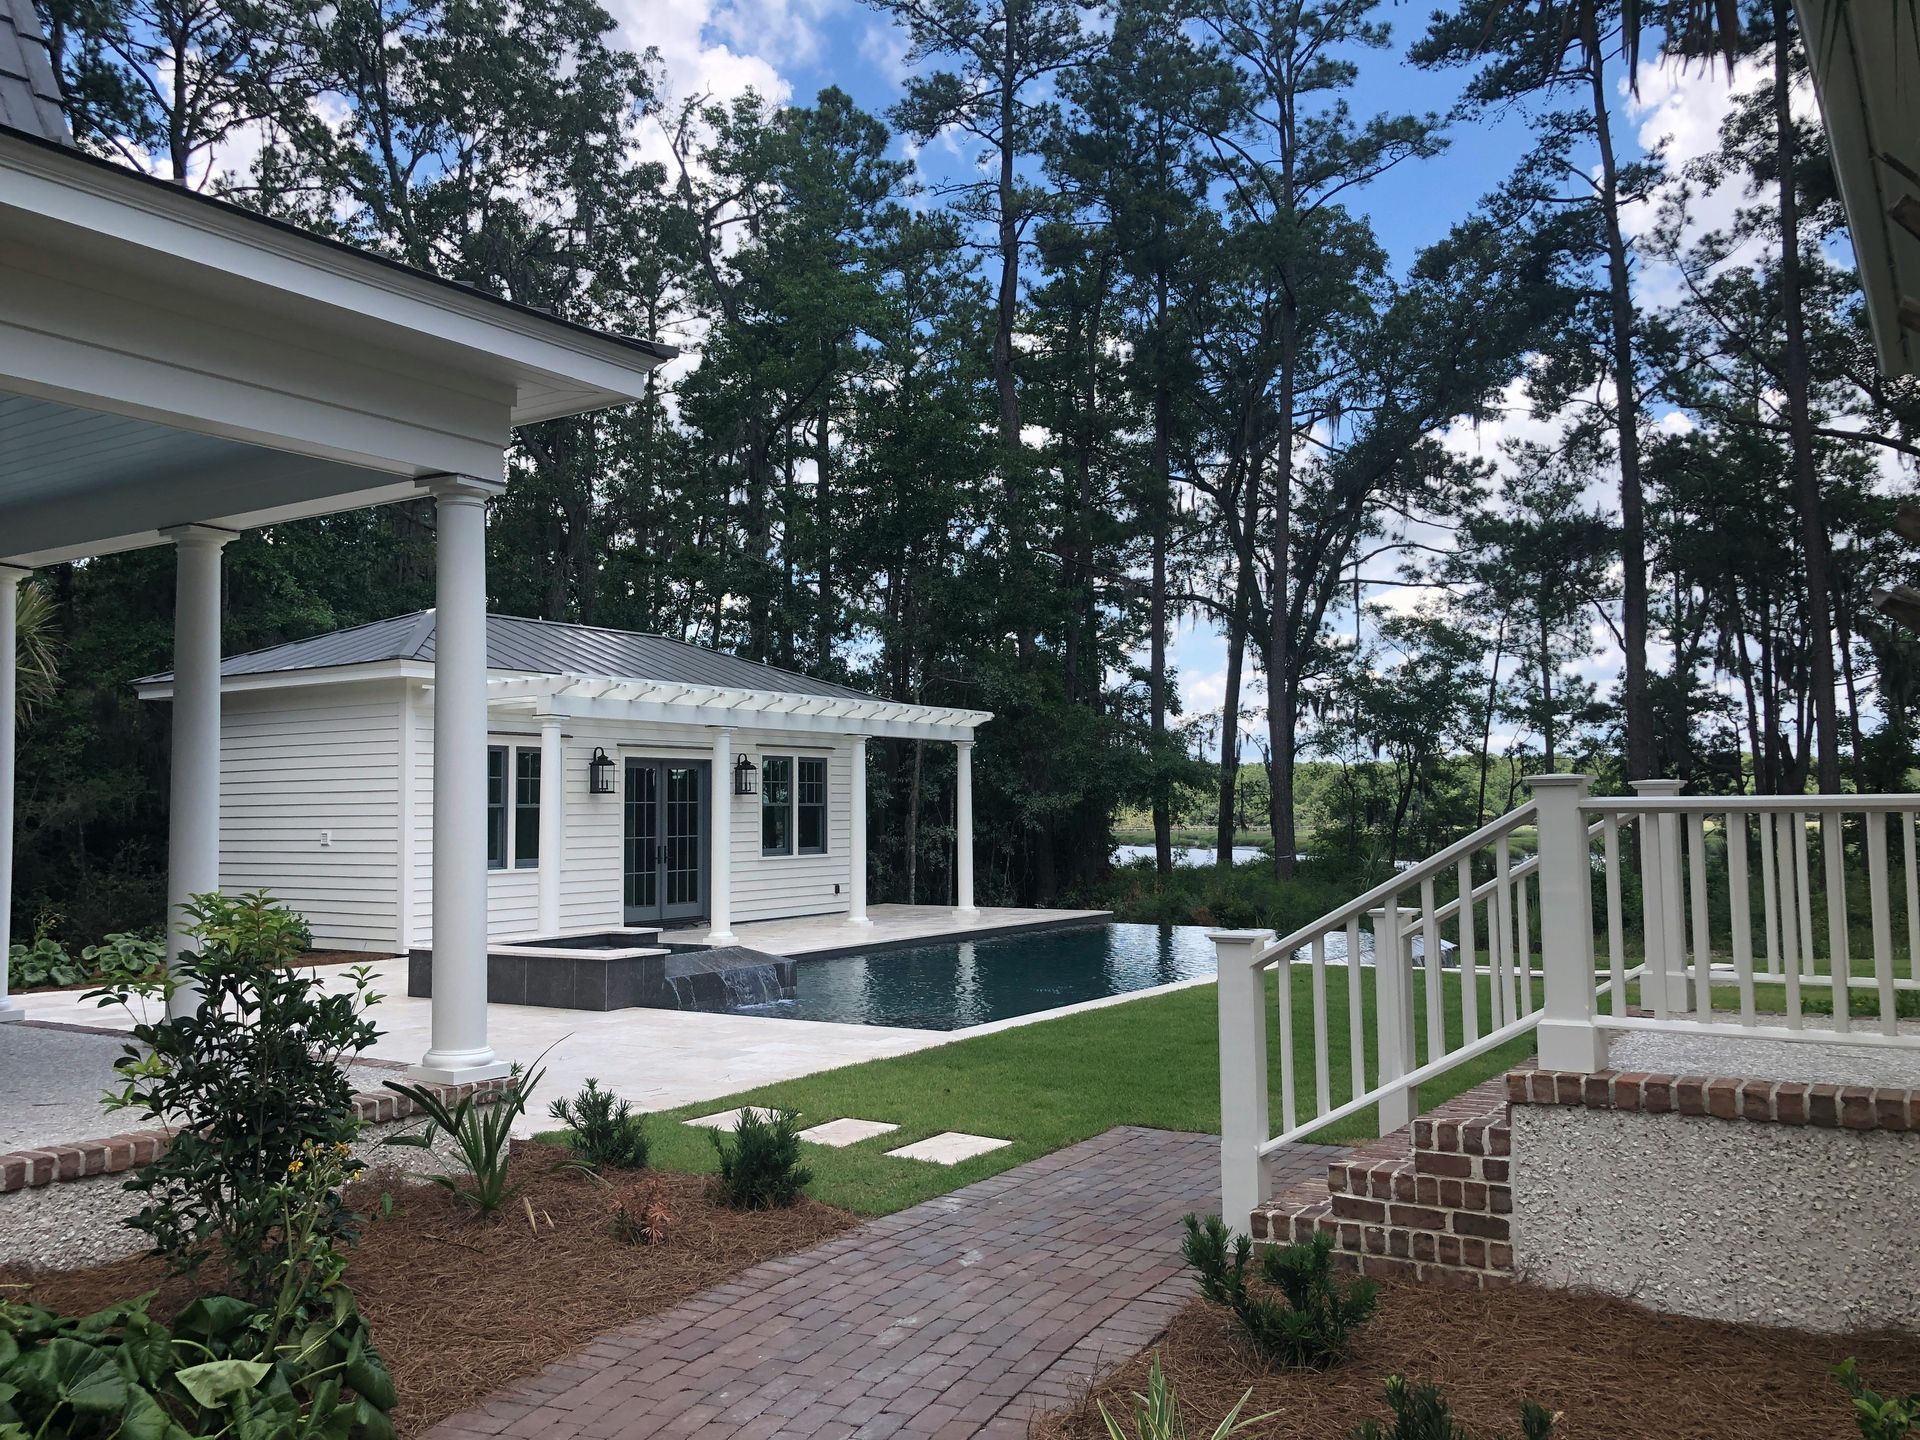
<box><xmin>428</xmin><ymin>1127</ymin><xmax>1342</xmax><ymax>1440</ymax></box>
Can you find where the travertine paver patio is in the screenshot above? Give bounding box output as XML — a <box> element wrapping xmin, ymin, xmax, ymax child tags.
<box><xmin>427</xmin><ymin>1126</ymin><xmax>1341</xmax><ymax>1440</ymax></box>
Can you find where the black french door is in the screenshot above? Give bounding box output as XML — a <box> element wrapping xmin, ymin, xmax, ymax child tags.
<box><xmin>623</xmin><ymin>759</ymin><xmax>709</xmax><ymax>924</ymax></box>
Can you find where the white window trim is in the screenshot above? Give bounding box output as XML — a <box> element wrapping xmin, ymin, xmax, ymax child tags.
<box><xmin>758</xmin><ymin>751</ymin><xmax>830</xmax><ymax>860</ymax></box>
<box><xmin>487</xmin><ymin>740</ymin><xmax>542</xmax><ymax>872</ymax></box>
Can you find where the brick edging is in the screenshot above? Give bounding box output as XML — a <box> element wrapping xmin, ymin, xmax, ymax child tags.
<box><xmin>1509</xmin><ymin>1068</ymin><xmax>1920</xmax><ymax>1132</ymax></box>
<box><xmin>0</xmin><ymin>1076</ymin><xmax>512</xmax><ymax>1194</ymax></box>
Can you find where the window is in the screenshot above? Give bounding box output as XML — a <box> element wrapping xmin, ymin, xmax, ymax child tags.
<box><xmin>797</xmin><ymin>757</ymin><xmax>827</xmax><ymax>855</ymax></box>
<box><xmin>761</xmin><ymin>755</ymin><xmax>792</xmax><ymax>856</ymax></box>
<box><xmin>487</xmin><ymin>746</ymin><xmax>508</xmax><ymax>870</ymax></box>
<box><xmin>514</xmin><ymin>749</ymin><xmax>541</xmax><ymax>868</ymax></box>
<box><xmin>487</xmin><ymin>743</ymin><xmax>541</xmax><ymax>871</ymax></box>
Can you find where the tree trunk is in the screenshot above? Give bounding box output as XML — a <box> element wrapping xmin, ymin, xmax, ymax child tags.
<box><xmin>1151</xmin><ymin>269</ymin><xmax>1173</xmax><ymax>876</ymax></box>
<box><xmin>1266</xmin><ymin>304</ymin><xmax>1299</xmax><ymax>880</ymax></box>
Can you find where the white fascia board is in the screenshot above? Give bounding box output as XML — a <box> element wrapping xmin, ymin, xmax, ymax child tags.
<box><xmin>134</xmin><ymin>659</ymin><xmax>432</xmax><ymax>700</ymax></box>
<box><xmin>0</xmin><ymin>132</ymin><xmax>668</xmax><ymax>416</ymax></box>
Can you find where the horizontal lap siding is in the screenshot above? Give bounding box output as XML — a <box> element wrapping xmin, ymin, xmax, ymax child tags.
<box><xmin>408</xmin><ymin>699</ymin><xmax>542</xmax><ymax>944</ymax></box>
<box><xmin>219</xmin><ymin>684</ymin><xmax>402</xmax><ymax>952</ymax></box>
<box><xmin>559</xmin><ymin>731</ymin><xmax>621</xmax><ymax>931</ymax></box>
<box><xmin>732</xmin><ymin>734</ymin><xmax>851</xmax><ymax>924</ymax></box>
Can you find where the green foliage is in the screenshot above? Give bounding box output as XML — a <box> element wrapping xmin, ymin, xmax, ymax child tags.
<box><xmin>384</xmin><ymin>1060</ymin><xmax>545</xmax><ymax>1217</ymax></box>
<box><xmin>1098</xmin><ymin>1353</ymin><xmax>1274</xmax><ymax>1440</ymax></box>
<box><xmin>91</xmin><ymin>891</ymin><xmax>380</xmax><ymax>1302</ymax></box>
<box><xmin>7</xmin><ymin>934</ymin><xmax>82</xmax><ymax>988</ymax></box>
<box><xmin>1181</xmin><ymin>1218</ymin><xmax>1378</xmax><ymax>1369</ymax></box>
<box><xmin>1352</xmin><ymin>1376</ymin><xmax>1556</xmax><ymax>1440</ymax></box>
<box><xmin>0</xmin><ymin>1286</ymin><xmax>395</xmax><ymax>1440</ymax></box>
<box><xmin>1837</xmin><ymin>1359</ymin><xmax>1920</xmax><ymax>1439</ymax></box>
<box><xmin>547</xmin><ymin>1078</ymin><xmax>650</xmax><ymax>1172</ymax></box>
<box><xmin>710</xmin><ymin>1108</ymin><xmax>812</xmax><ymax>1210</ymax></box>
<box><xmin>8</xmin><ymin>921</ymin><xmax>164</xmax><ymax>990</ymax></box>
<box><xmin>1082</xmin><ymin>857</ymin><xmax>1359</xmax><ymax>930</ymax></box>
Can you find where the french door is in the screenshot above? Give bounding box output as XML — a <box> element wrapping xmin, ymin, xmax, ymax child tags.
<box><xmin>623</xmin><ymin>759</ymin><xmax>709</xmax><ymax>924</ymax></box>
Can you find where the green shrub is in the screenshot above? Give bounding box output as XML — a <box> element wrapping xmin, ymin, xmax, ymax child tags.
<box><xmin>1352</xmin><ymin>1376</ymin><xmax>1555</xmax><ymax>1440</ymax></box>
<box><xmin>7</xmin><ymin>933</ymin><xmax>81</xmax><ymax>987</ymax></box>
<box><xmin>385</xmin><ymin>1057</ymin><xmax>545</xmax><ymax>1216</ymax></box>
<box><xmin>1181</xmin><ymin>1217</ymin><xmax>1377</xmax><ymax>1368</ymax></box>
<box><xmin>80</xmin><ymin>928</ymin><xmax>166</xmax><ymax>982</ymax></box>
<box><xmin>710</xmin><ymin>1108</ymin><xmax>812</xmax><ymax>1209</ymax></box>
<box><xmin>548</xmin><ymin>1077</ymin><xmax>650</xmax><ymax>1171</ymax></box>
<box><xmin>1099</xmin><ymin>1353</ymin><xmax>1274</xmax><ymax>1440</ymax></box>
<box><xmin>1838</xmin><ymin>1359</ymin><xmax>1920</xmax><ymax>1439</ymax></box>
<box><xmin>90</xmin><ymin>891</ymin><xmax>381</xmax><ymax>1302</ymax></box>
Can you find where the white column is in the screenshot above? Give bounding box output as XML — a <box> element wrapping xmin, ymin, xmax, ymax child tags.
<box><xmin>848</xmin><ymin>735</ymin><xmax>870</xmax><ymax>926</ymax></box>
<box><xmin>1371</xmin><ymin>904</ymin><xmax>1419</xmax><ymax>1133</ymax></box>
<box><xmin>416</xmin><ymin>478</ymin><xmax>506</xmax><ymax>1083</ymax></box>
<box><xmin>162</xmin><ymin>526</ymin><xmax>234</xmax><ymax>1019</ymax></box>
<box><xmin>0</xmin><ymin>566</ymin><xmax>27</xmax><ymax>1023</ymax></box>
<box><xmin>955</xmin><ymin>738</ymin><xmax>977</xmax><ymax>915</ymax></box>
<box><xmin>536</xmin><ymin>714</ymin><xmax>564</xmax><ymax>935</ymax></box>
<box><xmin>1212</xmin><ymin>928</ymin><xmax>1274</xmax><ymax>1228</ymax></box>
<box><xmin>1530</xmin><ymin>774</ymin><xmax>1607</xmax><ymax>1072</ymax></box>
<box><xmin>708</xmin><ymin>728</ymin><xmax>735</xmax><ymax>944</ymax></box>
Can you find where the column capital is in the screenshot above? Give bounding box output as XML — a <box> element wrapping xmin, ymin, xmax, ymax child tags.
<box><xmin>954</xmin><ymin>736</ymin><xmax>975</xmax><ymax>751</ymax></box>
<box><xmin>160</xmin><ymin>524</ymin><xmax>239</xmax><ymax>550</ymax></box>
<box><xmin>419</xmin><ymin>474</ymin><xmax>507</xmax><ymax>504</ymax></box>
<box><xmin>0</xmin><ymin>564</ymin><xmax>29</xmax><ymax>587</ymax></box>
<box><xmin>1525</xmin><ymin>773</ymin><xmax>1591</xmax><ymax>793</ymax></box>
<box><xmin>1630</xmin><ymin>778</ymin><xmax>1686</xmax><ymax>797</ymax></box>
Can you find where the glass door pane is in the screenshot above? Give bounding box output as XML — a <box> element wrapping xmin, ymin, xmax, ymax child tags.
<box><xmin>623</xmin><ymin>760</ymin><xmax>658</xmax><ymax>920</ymax></box>
<box><xmin>664</xmin><ymin>764</ymin><xmax>704</xmax><ymax>916</ymax></box>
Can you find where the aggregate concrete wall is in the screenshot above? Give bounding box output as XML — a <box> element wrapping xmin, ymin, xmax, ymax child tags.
<box><xmin>1511</xmin><ymin>1103</ymin><xmax>1920</xmax><ymax>1332</ymax></box>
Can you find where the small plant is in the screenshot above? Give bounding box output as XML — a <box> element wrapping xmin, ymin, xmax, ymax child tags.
<box><xmin>7</xmin><ymin>932</ymin><xmax>80</xmax><ymax>987</ymax></box>
<box><xmin>90</xmin><ymin>890</ymin><xmax>380</xmax><ymax>1302</ymax></box>
<box><xmin>710</xmin><ymin>1108</ymin><xmax>812</xmax><ymax>1209</ymax></box>
<box><xmin>1352</xmin><ymin>1376</ymin><xmax>1555</xmax><ymax>1440</ymax></box>
<box><xmin>1181</xmin><ymin>1217</ymin><xmax>1378</xmax><ymax>1368</ymax></box>
<box><xmin>80</xmin><ymin>928</ymin><xmax>165</xmax><ymax>982</ymax></box>
<box><xmin>1099</xmin><ymin>1353</ymin><xmax>1275</xmax><ymax>1440</ymax></box>
<box><xmin>385</xmin><ymin>1056</ymin><xmax>546</xmax><ymax>1216</ymax></box>
<box><xmin>1838</xmin><ymin>1359</ymin><xmax>1920</xmax><ymax>1439</ymax></box>
<box><xmin>609</xmin><ymin>1177</ymin><xmax>674</xmax><ymax>1245</ymax></box>
<box><xmin>549</xmin><ymin>1077</ymin><xmax>651</xmax><ymax>1171</ymax></box>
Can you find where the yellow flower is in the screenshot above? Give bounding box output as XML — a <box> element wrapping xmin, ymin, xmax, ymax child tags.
<box><xmin>287</xmin><ymin>1160</ymin><xmax>304</xmax><ymax>1174</ymax></box>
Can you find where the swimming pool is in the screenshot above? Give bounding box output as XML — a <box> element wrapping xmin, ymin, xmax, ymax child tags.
<box><xmin>735</xmin><ymin>922</ymin><xmax>1218</xmax><ymax>1030</ymax></box>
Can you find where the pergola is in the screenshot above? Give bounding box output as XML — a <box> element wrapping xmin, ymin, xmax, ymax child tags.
<box><xmin>0</xmin><ymin>72</ymin><xmax>671</xmax><ymax>1081</ymax></box>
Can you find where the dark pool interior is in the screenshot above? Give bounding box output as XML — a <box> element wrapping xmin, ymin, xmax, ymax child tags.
<box><xmin>730</xmin><ymin>922</ymin><xmax>1217</xmax><ymax>1030</ymax></box>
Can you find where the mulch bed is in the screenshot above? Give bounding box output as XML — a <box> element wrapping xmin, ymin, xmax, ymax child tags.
<box><xmin>0</xmin><ymin>1142</ymin><xmax>857</xmax><ymax>1436</ymax></box>
<box><xmin>1035</xmin><ymin>1281</ymin><xmax>1920</xmax><ymax>1440</ymax></box>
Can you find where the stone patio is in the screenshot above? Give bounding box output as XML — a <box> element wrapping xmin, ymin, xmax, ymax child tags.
<box><xmin>426</xmin><ymin>1126</ymin><xmax>1343</xmax><ymax>1440</ymax></box>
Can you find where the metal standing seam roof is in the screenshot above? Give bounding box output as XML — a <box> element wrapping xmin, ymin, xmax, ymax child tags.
<box><xmin>0</xmin><ymin>0</ymin><xmax>69</xmax><ymax>143</ymax></box>
<box><xmin>138</xmin><ymin>611</ymin><xmax>881</xmax><ymax>703</ymax></box>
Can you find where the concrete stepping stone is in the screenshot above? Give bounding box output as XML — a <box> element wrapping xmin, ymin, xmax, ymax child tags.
<box><xmin>885</xmin><ymin>1131</ymin><xmax>1012</xmax><ymax>1165</ymax></box>
<box><xmin>682</xmin><ymin>1105</ymin><xmax>784</xmax><ymax>1130</ymax></box>
<box><xmin>797</xmin><ymin>1117</ymin><xmax>899</xmax><ymax>1147</ymax></box>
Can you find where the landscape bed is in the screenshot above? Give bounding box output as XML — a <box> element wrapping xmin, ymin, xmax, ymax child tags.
<box><xmin>1035</xmin><ymin>1280</ymin><xmax>1920</xmax><ymax>1440</ymax></box>
<box><xmin>0</xmin><ymin>1143</ymin><xmax>856</xmax><ymax>1437</ymax></box>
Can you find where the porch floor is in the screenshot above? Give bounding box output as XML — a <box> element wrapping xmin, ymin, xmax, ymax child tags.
<box><xmin>660</xmin><ymin>904</ymin><xmax>1110</xmax><ymax>957</ymax></box>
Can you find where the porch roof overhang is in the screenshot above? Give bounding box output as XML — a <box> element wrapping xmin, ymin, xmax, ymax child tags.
<box><xmin>1796</xmin><ymin>0</ymin><xmax>1920</xmax><ymax>376</ymax></box>
<box><xmin>483</xmin><ymin>673</ymin><xmax>992</xmax><ymax>744</ymax></box>
<box><xmin>0</xmin><ymin>123</ymin><xmax>674</xmax><ymax>567</ymax></box>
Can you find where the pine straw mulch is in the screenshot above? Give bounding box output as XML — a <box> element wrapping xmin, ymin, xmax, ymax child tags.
<box><xmin>0</xmin><ymin>1142</ymin><xmax>857</xmax><ymax>1436</ymax></box>
<box><xmin>1033</xmin><ymin>1279</ymin><xmax>1920</xmax><ymax>1440</ymax></box>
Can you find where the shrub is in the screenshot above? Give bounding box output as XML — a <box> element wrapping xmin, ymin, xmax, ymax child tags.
<box><xmin>549</xmin><ymin>1077</ymin><xmax>651</xmax><ymax>1171</ymax></box>
<box><xmin>1099</xmin><ymin>1353</ymin><xmax>1274</xmax><ymax>1440</ymax></box>
<box><xmin>1352</xmin><ymin>1376</ymin><xmax>1555</xmax><ymax>1440</ymax></box>
<box><xmin>385</xmin><ymin>1057</ymin><xmax>545</xmax><ymax>1216</ymax></box>
<box><xmin>80</xmin><ymin>928</ymin><xmax>166</xmax><ymax>982</ymax></box>
<box><xmin>1181</xmin><ymin>1217</ymin><xmax>1377</xmax><ymax>1368</ymax></box>
<box><xmin>609</xmin><ymin>1178</ymin><xmax>673</xmax><ymax>1246</ymax></box>
<box><xmin>90</xmin><ymin>891</ymin><xmax>381</xmax><ymax>1301</ymax></box>
<box><xmin>710</xmin><ymin>1108</ymin><xmax>812</xmax><ymax>1209</ymax></box>
<box><xmin>1838</xmin><ymin>1359</ymin><xmax>1920</xmax><ymax>1439</ymax></box>
<box><xmin>7</xmin><ymin>933</ymin><xmax>80</xmax><ymax>987</ymax></box>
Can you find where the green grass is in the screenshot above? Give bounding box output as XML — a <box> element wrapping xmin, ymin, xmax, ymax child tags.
<box><xmin>546</xmin><ymin>966</ymin><xmax>1537</xmax><ymax>1217</ymax></box>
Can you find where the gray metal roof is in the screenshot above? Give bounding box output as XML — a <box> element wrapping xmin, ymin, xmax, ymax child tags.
<box><xmin>0</xmin><ymin>0</ymin><xmax>69</xmax><ymax>143</ymax></box>
<box><xmin>141</xmin><ymin>611</ymin><xmax>876</xmax><ymax>702</ymax></box>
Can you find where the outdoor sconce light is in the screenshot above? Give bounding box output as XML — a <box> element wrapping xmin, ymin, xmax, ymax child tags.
<box><xmin>733</xmin><ymin>753</ymin><xmax>759</xmax><ymax>796</ymax></box>
<box><xmin>588</xmin><ymin>746</ymin><xmax>616</xmax><ymax>795</ymax></box>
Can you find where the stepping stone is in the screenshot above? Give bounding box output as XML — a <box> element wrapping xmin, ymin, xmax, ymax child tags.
<box><xmin>885</xmin><ymin>1131</ymin><xmax>1012</xmax><ymax>1165</ymax></box>
<box><xmin>682</xmin><ymin>1105</ymin><xmax>784</xmax><ymax>1130</ymax></box>
<box><xmin>797</xmin><ymin>1117</ymin><xmax>899</xmax><ymax>1147</ymax></box>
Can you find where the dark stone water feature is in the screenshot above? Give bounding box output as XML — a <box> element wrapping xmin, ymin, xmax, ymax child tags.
<box><xmin>406</xmin><ymin>932</ymin><xmax>794</xmax><ymax>1012</ymax></box>
<box><xmin>662</xmin><ymin>947</ymin><xmax>797</xmax><ymax>1011</ymax></box>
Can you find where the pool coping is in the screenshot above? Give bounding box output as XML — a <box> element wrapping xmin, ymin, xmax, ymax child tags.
<box><xmin>761</xmin><ymin>909</ymin><xmax>1117</xmax><ymax>962</ymax></box>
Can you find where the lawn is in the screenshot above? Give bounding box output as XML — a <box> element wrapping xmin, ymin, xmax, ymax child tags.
<box><xmin>589</xmin><ymin>965</ymin><xmax>1537</xmax><ymax>1216</ymax></box>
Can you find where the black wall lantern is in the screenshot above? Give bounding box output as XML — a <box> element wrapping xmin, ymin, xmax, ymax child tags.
<box><xmin>733</xmin><ymin>753</ymin><xmax>759</xmax><ymax>795</ymax></box>
<box><xmin>588</xmin><ymin>746</ymin><xmax>616</xmax><ymax>795</ymax></box>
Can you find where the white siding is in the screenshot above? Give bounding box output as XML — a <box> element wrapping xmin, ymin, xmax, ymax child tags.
<box><xmin>730</xmin><ymin>735</ymin><xmax>852</xmax><ymax>924</ymax></box>
<box><xmin>218</xmin><ymin>682</ymin><xmax>403</xmax><ymax>952</ymax></box>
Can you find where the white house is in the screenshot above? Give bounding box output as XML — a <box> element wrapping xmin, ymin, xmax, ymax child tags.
<box><xmin>135</xmin><ymin>612</ymin><xmax>991</xmax><ymax>953</ymax></box>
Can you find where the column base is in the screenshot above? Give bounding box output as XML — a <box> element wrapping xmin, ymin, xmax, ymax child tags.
<box><xmin>410</xmin><ymin>1049</ymin><xmax>512</xmax><ymax>1086</ymax></box>
<box><xmin>0</xmin><ymin>1001</ymin><xmax>24</xmax><ymax>1023</ymax></box>
<box><xmin>845</xmin><ymin>913</ymin><xmax>872</xmax><ymax>928</ymax></box>
<box><xmin>955</xmin><ymin>907</ymin><xmax>980</xmax><ymax>920</ymax></box>
<box><xmin>1536</xmin><ymin>1018</ymin><xmax>1608</xmax><ymax>1073</ymax></box>
<box><xmin>705</xmin><ymin>929</ymin><xmax>737</xmax><ymax>947</ymax></box>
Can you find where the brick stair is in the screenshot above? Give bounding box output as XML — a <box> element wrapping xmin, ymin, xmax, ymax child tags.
<box><xmin>1248</xmin><ymin>1074</ymin><xmax>1516</xmax><ymax>1290</ymax></box>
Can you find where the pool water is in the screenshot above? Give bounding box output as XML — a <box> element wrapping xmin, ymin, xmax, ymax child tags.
<box><xmin>736</xmin><ymin>922</ymin><xmax>1218</xmax><ymax>1030</ymax></box>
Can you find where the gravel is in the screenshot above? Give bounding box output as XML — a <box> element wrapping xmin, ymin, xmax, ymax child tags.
<box><xmin>1607</xmin><ymin>1019</ymin><xmax>1920</xmax><ymax>1089</ymax></box>
<box><xmin>0</xmin><ymin>1024</ymin><xmax>140</xmax><ymax>1152</ymax></box>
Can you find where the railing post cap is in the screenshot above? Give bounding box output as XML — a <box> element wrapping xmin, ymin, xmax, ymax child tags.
<box><xmin>1630</xmin><ymin>778</ymin><xmax>1687</xmax><ymax>795</ymax></box>
<box><xmin>1525</xmin><ymin>773</ymin><xmax>1590</xmax><ymax>792</ymax></box>
<box><xmin>1206</xmin><ymin>928</ymin><xmax>1275</xmax><ymax>945</ymax></box>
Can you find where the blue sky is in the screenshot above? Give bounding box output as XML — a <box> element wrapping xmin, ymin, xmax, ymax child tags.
<box><xmin>623</xmin><ymin>0</ymin><xmax>1758</xmax><ymax>760</ymax></box>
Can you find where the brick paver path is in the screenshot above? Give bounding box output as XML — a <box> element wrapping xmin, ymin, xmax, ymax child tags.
<box><xmin>429</xmin><ymin>1127</ymin><xmax>1341</xmax><ymax>1440</ymax></box>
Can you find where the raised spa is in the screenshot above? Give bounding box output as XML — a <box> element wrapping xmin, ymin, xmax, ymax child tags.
<box><xmin>406</xmin><ymin>929</ymin><xmax>795</xmax><ymax>1013</ymax></box>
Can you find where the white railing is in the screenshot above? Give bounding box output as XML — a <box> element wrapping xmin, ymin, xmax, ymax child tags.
<box><xmin>1215</xmin><ymin>775</ymin><xmax>1920</xmax><ymax>1223</ymax></box>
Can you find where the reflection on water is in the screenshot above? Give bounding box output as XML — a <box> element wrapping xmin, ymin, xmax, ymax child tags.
<box><xmin>1110</xmin><ymin>844</ymin><xmax>1265</xmax><ymax>867</ymax></box>
<box><xmin>734</xmin><ymin>922</ymin><xmax>1218</xmax><ymax>1031</ymax></box>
